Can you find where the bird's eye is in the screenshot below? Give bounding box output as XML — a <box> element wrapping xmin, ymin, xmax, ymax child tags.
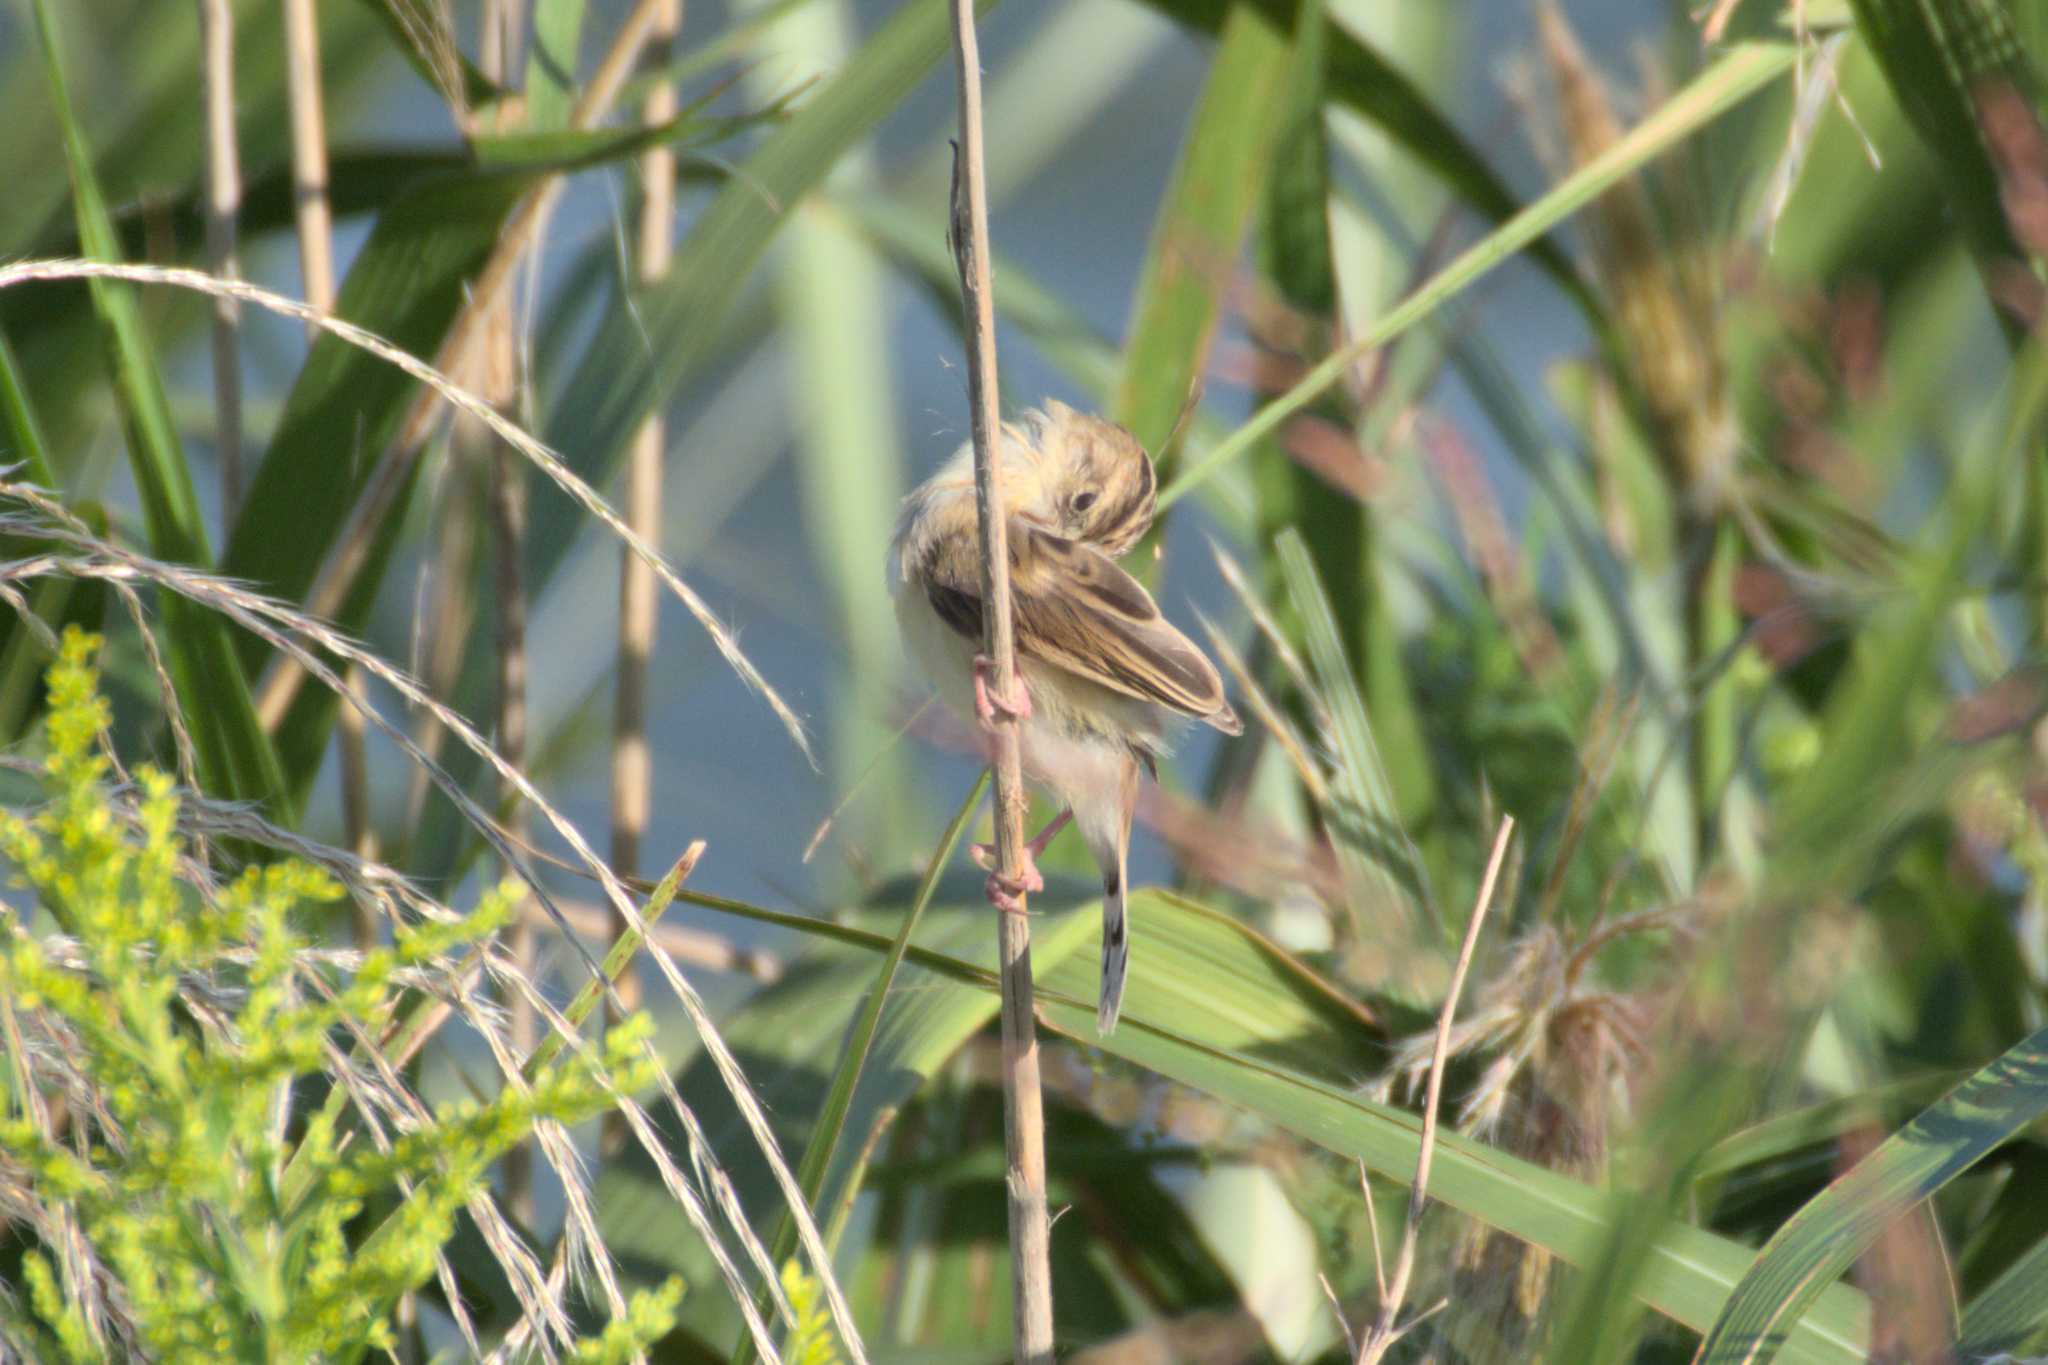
<box><xmin>1072</xmin><ymin>491</ymin><xmax>1098</xmax><ymax>513</ymax></box>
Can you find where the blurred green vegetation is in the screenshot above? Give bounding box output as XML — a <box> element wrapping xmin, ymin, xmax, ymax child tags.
<box><xmin>2</xmin><ymin>0</ymin><xmax>2048</xmax><ymax>1359</ymax></box>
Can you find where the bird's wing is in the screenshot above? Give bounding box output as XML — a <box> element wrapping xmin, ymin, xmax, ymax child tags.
<box><xmin>922</xmin><ymin>520</ymin><xmax>1241</xmax><ymax>733</ymax></box>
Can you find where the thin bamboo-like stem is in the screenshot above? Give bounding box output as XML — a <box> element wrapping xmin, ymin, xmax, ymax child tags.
<box><xmin>477</xmin><ymin>0</ymin><xmax>537</xmax><ymax>1230</ymax></box>
<box><xmin>1353</xmin><ymin>815</ymin><xmax>1515</xmax><ymax>1365</ymax></box>
<box><xmin>196</xmin><ymin>0</ymin><xmax>242</xmax><ymax>520</ymax></box>
<box><xmin>252</xmin><ymin>0</ymin><xmax>676</xmax><ymax>731</ymax></box>
<box><xmin>281</xmin><ymin>0</ymin><xmax>333</xmax><ymax>318</ymax></box>
<box><xmin>282</xmin><ymin>0</ymin><xmax>378</xmax><ymax>933</ymax></box>
<box><xmin>946</xmin><ymin>0</ymin><xmax>1055</xmax><ymax>1355</ymax></box>
<box><xmin>610</xmin><ymin>0</ymin><xmax>680</xmax><ymax>1038</ymax></box>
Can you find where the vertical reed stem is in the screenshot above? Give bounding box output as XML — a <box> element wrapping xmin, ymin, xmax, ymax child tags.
<box><xmin>282</xmin><ymin>0</ymin><xmax>377</xmax><ymax>928</ymax></box>
<box><xmin>609</xmin><ymin>0</ymin><xmax>680</xmax><ymax>1064</ymax></box>
<box><xmin>281</xmin><ymin>0</ymin><xmax>333</xmax><ymax>318</ymax></box>
<box><xmin>197</xmin><ymin>0</ymin><xmax>242</xmax><ymax>520</ymax></box>
<box><xmin>477</xmin><ymin>0</ymin><xmax>538</xmax><ymax>1229</ymax></box>
<box><xmin>947</xmin><ymin>0</ymin><xmax>1056</xmax><ymax>1355</ymax></box>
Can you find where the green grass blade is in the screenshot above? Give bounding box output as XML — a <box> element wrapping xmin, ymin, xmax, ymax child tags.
<box><xmin>736</xmin><ymin>774</ymin><xmax>987</xmax><ymax>1365</ymax></box>
<box><xmin>0</xmin><ymin>331</ymin><xmax>57</xmax><ymax>490</ymax></box>
<box><xmin>1112</xmin><ymin>1</ymin><xmax>1293</xmax><ymax>459</ymax></box>
<box><xmin>1699</xmin><ymin>1024</ymin><xmax>2048</xmax><ymax>1363</ymax></box>
<box><xmin>1960</xmin><ymin>1228</ymin><xmax>2048</xmax><ymax>1358</ymax></box>
<box><xmin>1159</xmin><ymin>40</ymin><xmax>1798</xmax><ymax>509</ymax></box>
<box><xmin>33</xmin><ymin>0</ymin><xmax>287</xmax><ymax>813</ymax></box>
<box><xmin>1274</xmin><ymin>527</ymin><xmax>1436</xmax><ymax>930</ymax></box>
<box><xmin>355</xmin><ymin>0</ymin><xmax>500</xmax><ymax>110</ymax></box>
<box><xmin>1693</xmin><ymin>1073</ymin><xmax>1968</xmax><ymax>1183</ymax></box>
<box><xmin>674</xmin><ymin>882</ymin><xmax>1867</xmax><ymax>1358</ymax></box>
<box><xmin>1140</xmin><ymin>0</ymin><xmax>1597</xmax><ymax>322</ymax></box>
<box><xmin>1847</xmin><ymin>0</ymin><xmax>2036</xmax><ymax>273</ymax></box>
<box><xmin>0</xmin><ymin>328</ymin><xmax>84</xmax><ymax>739</ymax></box>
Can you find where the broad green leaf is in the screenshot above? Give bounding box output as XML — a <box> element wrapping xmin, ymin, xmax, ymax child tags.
<box><xmin>1699</xmin><ymin>1024</ymin><xmax>2048</xmax><ymax>1363</ymax></box>
<box><xmin>1693</xmin><ymin>1072</ymin><xmax>1968</xmax><ymax>1183</ymax></box>
<box><xmin>671</xmin><ymin>882</ymin><xmax>1870</xmax><ymax>1359</ymax></box>
<box><xmin>1036</xmin><ymin>889</ymin><xmax>1383</xmax><ymax>1082</ymax></box>
<box><xmin>220</xmin><ymin>170</ymin><xmax>535</xmax><ymax>806</ymax></box>
<box><xmin>1113</xmin><ymin>1</ymin><xmax>1295</xmax><ymax>461</ymax></box>
<box><xmin>1160</xmin><ymin>41</ymin><xmax>1799</xmax><ymax>509</ymax></box>
<box><xmin>1248</xmin><ymin>0</ymin><xmax>1402</xmax><ymax>754</ymax></box>
<box><xmin>1961</xmin><ymin>1227</ymin><xmax>2048</xmax><ymax>1358</ymax></box>
<box><xmin>1846</xmin><ymin>0</ymin><xmax>2035</xmax><ymax>276</ymax></box>
<box><xmin>33</xmin><ymin>0</ymin><xmax>287</xmax><ymax>813</ymax></box>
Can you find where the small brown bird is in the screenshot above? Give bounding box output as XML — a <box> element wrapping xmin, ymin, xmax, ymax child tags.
<box><xmin>890</xmin><ymin>401</ymin><xmax>1241</xmax><ymax>1032</ymax></box>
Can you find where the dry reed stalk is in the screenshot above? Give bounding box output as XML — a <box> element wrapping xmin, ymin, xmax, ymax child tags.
<box><xmin>1352</xmin><ymin>816</ymin><xmax>1514</xmax><ymax>1365</ymax></box>
<box><xmin>196</xmin><ymin>0</ymin><xmax>242</xmax><ymax>520</ymax></box>
<box><xmin>253</xmin><ymin>0</ymin><xmax>680</xmax><ymax>732</ymax></box>
<box><xmin>476</xmin><ymin>0</ymin><xmax>539</xmax><ymax>1233</ymax></box>
<box><xmin>281</xmin><ymin>0</ymin><xmax>377</xmax><ymax>905</ymax></box>
<box><xmin>945</xmin><ymin>0</ymin><xmax>1056</xmax><ymax>1355</ymax></box>
<box><xmin>612</xmin><ymin>0</ymin><xmax>682</xmax><ymax>1032</ymax></box>
<box><xmin>281</xmin><ymin>0</ymin><xmax>334</xmax><ymax>318</ymax></box>
<box><xmin>532</xmin><ymin>895</ymin><xmax>779</xmax><ymax>982</ymax></box>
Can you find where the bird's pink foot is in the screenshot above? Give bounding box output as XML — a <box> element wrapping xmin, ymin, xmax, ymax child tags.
<box><xmin>969</xmin><ymin>809</ymin><xmax>1072</xmax><ymax>875</ymax></box>
<box><xmin>983</xmin><ymin>865</ymin><xmax>1043</xmax><ymax>915</ymax></box>
<box><xmin>972</xmin><ymin>654</ymin><xmax>1032</xmax><ymax>727</ymax></box>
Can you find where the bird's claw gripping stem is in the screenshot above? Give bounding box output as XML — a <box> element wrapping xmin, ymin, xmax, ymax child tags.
<box><xmin>973</xmin><ymin>653</ymin><xmax>1031</xmax><ymax>726</ymax></box>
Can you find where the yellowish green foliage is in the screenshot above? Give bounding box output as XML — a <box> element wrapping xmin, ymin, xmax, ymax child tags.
<box><xmin>779</xmin><ymin>1258</ymin><xmax>846</xmax><ymax>1365</ymax></box>
<box><xmin>0</xmin><ymin>629</ymin><xmax>683</xmax><ymax>1361</ymax></box>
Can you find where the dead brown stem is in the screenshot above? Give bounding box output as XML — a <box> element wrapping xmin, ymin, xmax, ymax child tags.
<box><xmin>476</xmin><ymin>0</ymin><xmax>537</xmax><ymax>1232</ymax></box>
<box><xmin>197</xmin><ymin>0</ymin><xmax>243</xmax><ymax>520</ymax></box>
<box><xmin>612</xmin><ymin>0</ymin><xmax>682</xmax><ymax>1031</ymax></box>
<box><xmin>1354</xmin><ymin>815</ymin><xmax>1515</xmax><ymax>1364</ymax></box>
<box><xmin>947</xmin><ymin>0</ymin><xmax>1055</xmax><ymax>1355</ymax></box>
<box><xmin>281</xmin><ymin>0</ymin><xmax>377</xmax><ymax>925</ymax></box>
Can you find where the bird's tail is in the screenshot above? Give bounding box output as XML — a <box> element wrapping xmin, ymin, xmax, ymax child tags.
<box><xmin>1098</xmin><ymin>829</ymin><xmax>1130</xmax><ymax>1035</ymax></box>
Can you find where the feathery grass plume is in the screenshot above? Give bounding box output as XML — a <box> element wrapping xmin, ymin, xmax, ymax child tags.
<box><xmin>0</xmin><ymin>629</ymin><xmax>682</xmax><ymax>1361</ymax></box>
<box><xmin>1538</xmin><ymin>2</ymin><xmax>1735</xmax><ymax>511</ymax></box>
